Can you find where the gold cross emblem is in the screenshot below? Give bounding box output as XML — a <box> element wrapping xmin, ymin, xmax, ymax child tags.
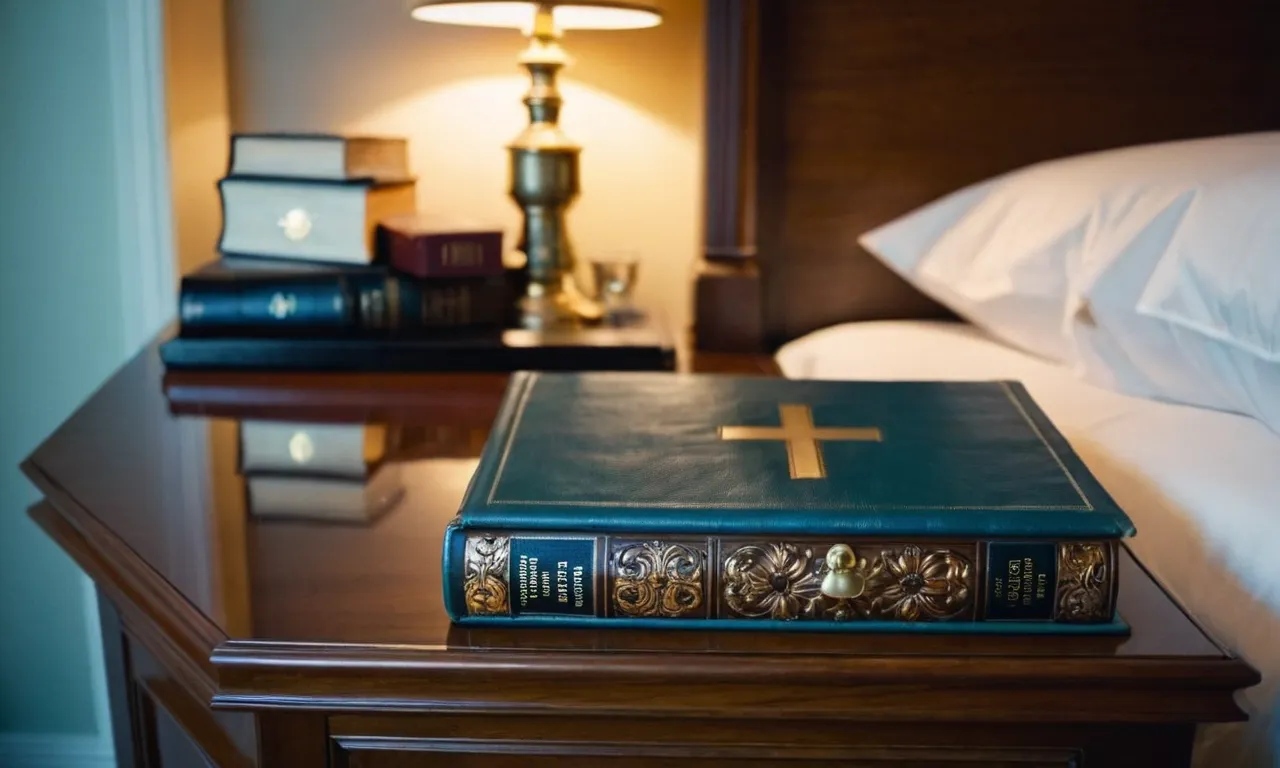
<box><xmin>719</xmin><ymin>404</ymin><xmax>882</xmax><ymax>479</ymax></box>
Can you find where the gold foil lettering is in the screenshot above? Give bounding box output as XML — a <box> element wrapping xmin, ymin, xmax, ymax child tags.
<box><xmin>518</xmin><ymin>555</ymin><xmax>531</xmax><ymax>607</ymax></box>
<box><xmin>1023</xmin><ymin>557</ymin><xmax>1034</xmax><ymax>606</ymax></box>
<box><xmin>557</xmin><ymin>560</ymin><xmax>569</xmax><ymax>604</ymax></box>
<box><xmin>441</xmin><ymin>241</ymin><xmax>483</xmax><ymax>268</ymax></box>
<box><xmin>1007</xmin><ymin>559</ymin><xmax>1021</xmax><ymax>605</ymax></box>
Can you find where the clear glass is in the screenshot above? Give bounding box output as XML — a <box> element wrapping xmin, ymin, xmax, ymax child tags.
<box><xmin>588</xmin><ymin>253</ymin><xmax>641</xmax><ymax>323</ymax></box>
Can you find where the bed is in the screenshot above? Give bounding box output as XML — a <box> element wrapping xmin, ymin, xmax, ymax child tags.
<box><xmin>776</xmin><ymin>321</ymin><xmax>1279</xmax><ymax>767</ymax></box>
<box><xmin>697</xmin><ymin>1</ymin><xmax>1280</xmax><ymax>765</ymax></box>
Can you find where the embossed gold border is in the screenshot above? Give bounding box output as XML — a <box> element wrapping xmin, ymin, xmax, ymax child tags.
<box><xmin>486</xmin><ymin>378</ymin><xmax>1094</xmax><ymax>511</ymax></box>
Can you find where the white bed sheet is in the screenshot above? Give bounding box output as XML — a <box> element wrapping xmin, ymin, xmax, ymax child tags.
<box><xmin>776</xmin><ymin>320</ymin><xmax>1280</xmax><ymax>768</ymax></box>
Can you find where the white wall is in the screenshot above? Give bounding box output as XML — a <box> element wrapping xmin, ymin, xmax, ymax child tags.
<box><xmin>0</xmin><ymin>0</ymin><xmax>197</xmax><ymax>764</ymax></box>
<box><xmin>226</xmin><ymin>0</ymin><xmax>706</xmax><ymax>337</ymax></box>
<box><xmin>0</xmin><ymin>1</ymin><xmax>136</xmax><ymax>763</ymax></box>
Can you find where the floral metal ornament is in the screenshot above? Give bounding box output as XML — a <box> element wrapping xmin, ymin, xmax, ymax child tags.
<box><xmin>723</xmin><ymin>543</ymin><xmax>826</xmax><ymax>620</ymax></box>
<box><xmin>865</xmin><ymin>544</ymin><xmax>973</xmax><ymax>621</ymax></box>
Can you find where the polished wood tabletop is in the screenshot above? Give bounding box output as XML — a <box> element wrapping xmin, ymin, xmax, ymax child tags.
<box><xmin>21</xmin><ymin>341</ymin><xmax>1261</xmax><ymax>767</ymax></box>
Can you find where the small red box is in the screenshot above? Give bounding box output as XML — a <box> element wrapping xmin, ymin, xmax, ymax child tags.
<box><xmin>379</xmin><ymin>214</ymin><xmax>505</xmax><ymax>279</ymax></box>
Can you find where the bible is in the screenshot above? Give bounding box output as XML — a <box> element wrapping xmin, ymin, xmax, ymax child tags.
<box><xmin>442</xmin><ymin>372</ymin><xmax>1135</xmax><ymax>634</ymax></box>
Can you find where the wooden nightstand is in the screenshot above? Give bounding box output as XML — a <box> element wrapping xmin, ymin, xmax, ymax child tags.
<box><xmin>21</xmin><ymin>338</ymin><xmax>1257</xmax><ymax>767</ymax></box>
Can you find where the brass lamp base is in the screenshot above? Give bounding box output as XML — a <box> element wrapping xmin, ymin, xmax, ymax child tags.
<box><xmin>518</xmin><ymin>277</ymin><xmax>603</xmax><ymax>330</ymax></box>
<box><xmin>508</xmin><ymin>6</ymin><xmax>601</xmax><ymax>330</ymax></box>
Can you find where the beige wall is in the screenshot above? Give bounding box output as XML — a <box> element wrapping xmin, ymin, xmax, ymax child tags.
<box><xmin>166</xmin><ymin>0</ymin><xmax>232</xmax><ymax>278</ymax></box>
<box><xmin>226</xmin><ymin>0</ymin><xmax>706</xmax><ymax>336</ymax></box>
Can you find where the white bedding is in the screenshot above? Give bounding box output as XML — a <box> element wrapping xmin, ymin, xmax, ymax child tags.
<box><xmin>776</xmin><ymin>320</ymin><xmax>1280</xmax><ymax>768</ymax></box>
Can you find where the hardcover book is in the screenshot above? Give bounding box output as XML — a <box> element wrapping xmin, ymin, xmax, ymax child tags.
<box><xmin>238</xmin><ymin>420</ymin><xmax>398</xmax><ymax>478</ymax></box>
<box><xmin>218</xmin><ymin>176</ymin><xmax>416</xmax><ymax>265</ymax></box>
<box><xmin>379</xmin><ymin>213</ymin><xmax>506</xmax><ymax>279</ymax></box>
<box><xmin>237</xmin><ymin>419</ymin><xmax>406</xmax><ymax>524</ymax></box>
<box><xmin>160</xmin><ymin>301</ymin><xmax>677</xmax><ymax>373</ymax></box>
<box><xmin>443</xmin><ymin>372</ymin><xmax>1136</xmax><ymax>634</ymax></box>
<box><xmin>245</xmin><ymin>467</ymin><xmax>405</xmax><ymax>524</ymax></box>
<box><xmin>176</xmin><ymin>258</ymin><xmax>516</xmax><ymax>338</ymax></box>
<box><xmin>228</xmin><ymin>133</ymin><xmax>411</xmax><ymax>183</ymax></box>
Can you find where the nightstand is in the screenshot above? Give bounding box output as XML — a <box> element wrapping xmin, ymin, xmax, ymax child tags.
<box><xmin>23</xmin><ymin>337</ymin><xmax>1258</xmax><ymax>767</ymax></box>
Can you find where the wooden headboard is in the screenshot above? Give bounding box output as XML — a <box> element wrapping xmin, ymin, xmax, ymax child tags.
<box><xmin>695</xmin><ymin>0</ymin><xmax>1280</xmax><ymax>352</ymax></box>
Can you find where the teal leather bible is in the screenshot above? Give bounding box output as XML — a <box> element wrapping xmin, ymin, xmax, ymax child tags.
<box><xmin>444</xmin><ymin>372</ymin><xmax>1135</xmax><ymax>634</ymax></box>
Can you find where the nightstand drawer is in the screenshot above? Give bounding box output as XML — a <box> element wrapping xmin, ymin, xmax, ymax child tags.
<box><xmin>328</xmin><ymin>716</ymin><xmax>1081</xmax><ymax>768</ymax></box>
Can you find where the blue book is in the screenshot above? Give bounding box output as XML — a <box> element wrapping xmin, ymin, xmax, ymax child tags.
<box><xmin>443</xmin><ymin>372</ymin><xmax>1135</xmax><ymax>634</ymax></box>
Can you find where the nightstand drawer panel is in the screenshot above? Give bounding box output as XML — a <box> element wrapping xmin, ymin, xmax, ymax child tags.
<box><xmin>328</xmin><ymin>716</ymin><xmax>1090</xmax><ymax>768</ymax></box>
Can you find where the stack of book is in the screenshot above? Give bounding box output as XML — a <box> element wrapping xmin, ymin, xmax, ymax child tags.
<box><xmin>239</xmin><ymin>419</ymin><xmax>405</xmax><ymax>524</ymax></box>
<box><xmin>160</xmin><ymin>133</ymin><xmax>525</xmax><ymax>371</ymax></box>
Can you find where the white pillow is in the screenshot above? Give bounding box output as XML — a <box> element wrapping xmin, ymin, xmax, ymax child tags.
<box><xmin>1071</xmin><ymin>139</ymin><xmax>1280</xmax><ymax>430</ymax></box>
<box><xmin>858</xmin><ymin>167</ymin><xmax>1090</xmax><ymax>364</ymax></box>
<box><xmin>858</xmin><ymin>131</ymin><xmax>1280</xmax><ymax>434</ymax></box>
<box><xmin>1136</xmin><ymin>165</ymin><xmax>1280</xmax><ymax>365</ymax></box>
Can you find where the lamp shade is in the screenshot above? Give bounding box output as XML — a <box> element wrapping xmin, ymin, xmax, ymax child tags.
<box><xmin>410</xmin><ymin>1</ymin><xmax>662</xmax><ymax>31</ymax></box>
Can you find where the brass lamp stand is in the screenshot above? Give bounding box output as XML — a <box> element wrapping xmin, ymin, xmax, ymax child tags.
<box><xmin>509</xmin><ymin>6</ymin><xmax>598</xmax><ymax>328</ymax></box>
<box><xmin>410</xmin><ymin>0</ymin><xmax>663</xmax><ymax>330</ymax></box>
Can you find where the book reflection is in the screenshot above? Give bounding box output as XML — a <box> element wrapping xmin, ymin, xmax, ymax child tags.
<box><xmin>237</xmin><ymin>420</ymin><xmax>406</xmax><ymax>525</ymax></box>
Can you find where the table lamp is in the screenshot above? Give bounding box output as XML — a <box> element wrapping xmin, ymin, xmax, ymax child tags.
<box><xmin>410</xmin><ymin>0</ymin><xmax>663</xmax><ymax>329</ymax></box>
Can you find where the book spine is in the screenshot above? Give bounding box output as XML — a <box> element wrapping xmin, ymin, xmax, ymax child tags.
<box><xmin>400</xmin><ymin>275</ymin><xmax>512</xmax><ymax>329</ymax></box>
<box><xmin>385</xmin><ymin>229</ymin><xmax>505</xmax><ymax>278</ymax></box>
<box><xmin>442</xmin><ymin>525</ymin><xmax>1122</xmax><ymax>632</ymax></box>
<box><xmin>180</xmin><ymin>275</ymin><xmax>355</xmax><ymax>334</ymax></box>
<box><xmin>179</xmin><ymin>273</ymin><xmax>511</xmax><ymax>337</ymax></box>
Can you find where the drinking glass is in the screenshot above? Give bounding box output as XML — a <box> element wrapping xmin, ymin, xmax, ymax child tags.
<box><xmin>589</xmin><ymin>253</ymin><xmax>641</xmax><ymax>323</ymax></box>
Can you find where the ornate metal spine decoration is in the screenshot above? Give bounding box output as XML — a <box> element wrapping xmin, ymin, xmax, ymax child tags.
<box><xmin>724</xmin><ymin>542</ymin><xmax>825</xmax><ymax>620</ymax></box>
<box><xmin>463</xmin><ymin>535</ymin><xmax>511</xmax><ymax>617</ymax></box>
<box><xmin>612</xmin><ymin>541</ymin><xmax>706</xmax><ymax>618</ymax></box>
<box><xmin>722</xmin><ymin>542</ymin><xmax>975</xmax><ymax>622</ymax></box>
<box><xmin>864</xmin><ymin>545</ymin><xmax>973</xmax><ymax>622</ymax></box>
<box><xmin>1056</xmin><ymin>542</ymin><xmax>1113</xmax><ymax>622</ymax></box>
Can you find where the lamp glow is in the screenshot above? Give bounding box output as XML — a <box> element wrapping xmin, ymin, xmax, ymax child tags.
<box><xmin>411</xmin><ymin>0</ymin><xmax>662</xmax><ymax>328</ymax></box>
<box><xmin>409</xmin><ymin>1</ymin><xmax>661</xmax><ymax>31</ymax></box>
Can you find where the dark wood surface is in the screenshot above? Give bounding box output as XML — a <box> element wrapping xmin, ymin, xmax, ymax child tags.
<box><xmin>160</xmin><ymin>313</ymin><xmax>679</xmax><ymax>373</ymax></box>
<box><xmin>696</xmin><ymin>0</ymin><xmax>1280</xmax><ymax>350</ymax></box>
<box><xmin>20</xmin><ymin>341</ymin><xmax>1259</xmax><ymax>766</ymax></box>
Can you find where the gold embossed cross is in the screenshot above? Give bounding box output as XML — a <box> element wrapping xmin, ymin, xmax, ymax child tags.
<box><xmin>719</xmin><ymin>404</ymin><xmax>882</xmax><ymax>480</ymax></box>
